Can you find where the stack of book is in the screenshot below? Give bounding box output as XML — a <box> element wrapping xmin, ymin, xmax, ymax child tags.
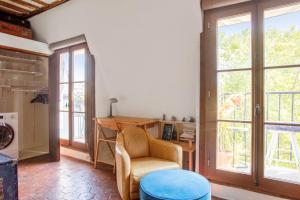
<box><xmin>180</xmin><ymin>123</ymin><xmax>196</xmax><ymax>142</ymax></box>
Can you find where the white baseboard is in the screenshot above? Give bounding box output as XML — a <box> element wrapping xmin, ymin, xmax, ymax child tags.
<box><xmin>211</xmin><ymin>183</ymin><xmax>287</xmax><ymax>200</ymax></box>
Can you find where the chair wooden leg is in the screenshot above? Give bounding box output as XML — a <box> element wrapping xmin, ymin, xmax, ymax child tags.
<box><xmin>113</xmin><ymin>160</ymin><xmax>116</xmax><ymax>175</ymax></box>
<box><xmin>94</xmin><ymin>121</ymin><xmax>98</xmax><ymax>168</ymax></box>
<box><xmin>94</xmin><ymin>140</ymin><xmax>100</xmax><ymax>168</ymax></box>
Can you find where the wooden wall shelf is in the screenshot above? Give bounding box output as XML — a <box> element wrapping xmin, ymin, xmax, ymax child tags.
<box><xmin>0</xmin><ymin>54</ymin><xmax>41</xmax><ymax>63</ymax></box>
<box><xmin>0</xmin><ymin>68</ymin><xmax>43</xmax><ymax>76</ymax></box>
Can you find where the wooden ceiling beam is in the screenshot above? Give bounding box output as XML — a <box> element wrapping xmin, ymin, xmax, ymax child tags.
<box><xmin>28</xmin><ymin>0</ymin><xmax>69</xmax><ymax>18</ymax></box>
<box><xmin>0</xmin><ymin>5</ymin><xmax>22</xmax><ymax>16</ymax></box>
<box><xmin>0</xmin><ymin>0</ymin><xmax>69</xmax><ymax>19</ymax></box>
<box><xmin>0</xmin><ymin>1</ymin><xmax>29</xmax><ymax>15</ymax></box>
<box><xmin>8</xmin><ymin>0</ymin><xmax>40</xmax><ymax>10</ymax></box>
<box><xmin>31</xmin><ymin>0</ymin><xmax>48</xmax><ymax>7</ymax></box>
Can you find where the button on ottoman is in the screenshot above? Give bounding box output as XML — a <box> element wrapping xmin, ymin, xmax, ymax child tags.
<box><xmin>140</xmin><ymin>169</ymin><xmax>211</xmax><ymax>200</ymax></box>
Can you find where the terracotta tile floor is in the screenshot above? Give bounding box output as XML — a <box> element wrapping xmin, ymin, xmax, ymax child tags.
<box><xmin>18</xmin><ymin>155</ymin><xmax>121</xmax><ymax>200</ymax></box>
<box><xmin>18</xmin><ymin>155</ymin><xmax>219</xmax><ymax>200</ymax></box>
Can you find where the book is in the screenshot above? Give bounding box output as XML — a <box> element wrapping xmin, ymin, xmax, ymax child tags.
<box><xmin>162</xmin><ymin>124</ymin><xmax>174</xmax><ymax>141</ymax></box>
<box><xmin>180</xmin><ymin>133</ymin><xmax>195</xmax><ymax>142</ymax></box>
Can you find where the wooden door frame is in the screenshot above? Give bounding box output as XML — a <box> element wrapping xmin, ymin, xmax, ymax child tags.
<box><xmin>49</xmin><ymin>50</ymin><xmax>60</xmax><ymax>161</ymax></box>
<box><xmin>56</xmin><ymin>43</ymin><xmax>93</xmax><ymax>152</ymax></box>
<box><xmin>256</xmin><ymin>0</ymin><xmax>300</xmax><ymax>198</ymax></box>
<box><xmin>200</xmin><ymin>0</ymin><xmax>300</xmax><ymax>199</ymax></box>
<box><xmin>201</xmin><ymin>1</ymin><xmax>257</xmax><ymax>187</ymax></box>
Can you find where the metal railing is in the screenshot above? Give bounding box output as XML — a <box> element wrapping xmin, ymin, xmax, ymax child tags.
<box><xmin>220</xmin><ymin>91</ymin><xmax>300</xmax><ymax>168</ymax></box>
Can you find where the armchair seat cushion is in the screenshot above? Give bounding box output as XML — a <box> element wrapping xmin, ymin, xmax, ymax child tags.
<box><xmin>130</xmin><ymin>157</ymin><xmax>180</xmax><ymax>199</ymax></box>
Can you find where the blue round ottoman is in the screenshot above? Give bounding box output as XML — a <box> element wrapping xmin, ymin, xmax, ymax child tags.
<box><xmin>140</xmin><ymin>169</ymin><xmax>211</xmax><ymax>200</ymax></box>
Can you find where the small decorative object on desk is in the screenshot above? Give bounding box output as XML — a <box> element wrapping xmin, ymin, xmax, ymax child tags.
<box><xmin>182</xmin><ymin>117</ymin><xmax>186</xmax><ymax>122</ymax></box>
<box><xmin>162</xmin><ymin>114</ymin><xmax>166</xmax><ymax>121</ymax></box>
<box><xmin>189</xmin><ymin>117</ymin><xmax>195</xmax><ymax>123</ymax></box>
<box><xmin>162</xmin><ymin>124</ymin><xmax>174</xmax><ymax>141</ymax></box>
<box><xmin>109</xmin><ymin>98</ymin><xmax>118</xmax><ymax>118</ymax></box>
<box><xmin>172</xmin><ymin>127</ymin><xmax>177</xmax><ymax>141</ymax></box>
<box><xmin>171</xmin><ymin>116</ymin><xmax>177</xmax><ymax>121</ymax></box>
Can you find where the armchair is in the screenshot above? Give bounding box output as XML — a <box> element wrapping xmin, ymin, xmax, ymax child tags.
<box><xmin>115</xmin><ymin>126</ymin><xmax>182</xmax><ymax>200</ymax></box>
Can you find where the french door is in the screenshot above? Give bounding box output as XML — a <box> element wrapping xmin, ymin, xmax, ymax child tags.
<box><xmin>202</xmin><ymin>0</ymin><xmax>300</xmax><ymax>198</ymax></box>
<box><xmin>58</xmin><ymin>43</ymin><xmax>90</xmax><ymax>151</ymax></box>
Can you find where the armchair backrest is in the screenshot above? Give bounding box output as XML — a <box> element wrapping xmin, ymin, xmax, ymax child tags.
<box><xmin>120</xmin><ymin>126</ymin><xmax>150</xmax><ymax>159</ymax></box>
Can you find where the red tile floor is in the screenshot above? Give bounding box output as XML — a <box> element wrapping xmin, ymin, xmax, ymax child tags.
<box><xmin>18</xmin><ymin>155</ymin><xmax>219</xmax><ymax>200</ymax></box>
<box><xmin>18</xmin><ymin>155</ymin><xmax>121</xmax><ymax>200</ymax></box>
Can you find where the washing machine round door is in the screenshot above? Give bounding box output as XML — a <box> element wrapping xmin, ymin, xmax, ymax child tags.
<box><xmin>0</xmin><ymin>123</ymin><xmax>14</xmax><ymax>150</ymax></box>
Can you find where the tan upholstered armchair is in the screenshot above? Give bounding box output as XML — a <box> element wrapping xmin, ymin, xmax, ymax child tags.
<box><xmin>115</xmin><ymin>126</ymin><xmax>182</xmax><ymax>200</ymax></box>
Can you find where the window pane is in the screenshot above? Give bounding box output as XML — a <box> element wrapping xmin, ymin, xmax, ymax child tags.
<box><xmin>60</xmin><ymin>52</ymin><xmax>69</xmax><ymax>82</ymax></box>
<box><xmin>73</xmin><ymin>83</ymin><xmax>85</xmax><ymax>112</ymax></box>
<box><xmin>73</xmin><ymin>113</ymin><xmax>85</xmax><ymax>143</ymax></box>
<box><xmin>264</xmin><ymin>125</ymin><xmax>300</xmax><ymax>184</ymax></box>
<box><xmin>217</xmin><ymin>14</ymin><xmax>251</xmax><ymax>70</ymax></box>
<box><xmin>73</xmin><ymin>49</ymin><xmax>85</xmax><ymax>82</ymax></box>
<box><xmin>60</xmin><ymin>84</ymin><xmax>69</xmax><ymax>111</ymax></box>
<box><xmin>60</xmin><ymin>112</ymin><xmax>69</xmax><ymax>140</ymax></box>
<box><xmin>217</xmin><ymin>122</ymin><xmax>252</xmax><ymax>174</ymax></box>
<box><xmin>265</xmin><ymin>68</ymin><xmax>300</xmax><ymax>123</ymax></box>
<box><xmin>218</xmin><ymin>71</ymin><xmax>252</xmax><ymax>121</ymax></box>
<box><xmin>264</xmin><ymin>3</ymin><xmax>300</xmax><ymax>67</ymax></box>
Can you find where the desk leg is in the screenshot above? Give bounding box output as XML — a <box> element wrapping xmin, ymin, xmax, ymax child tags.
<box><xmin>188</xmin><ymin>140</ymin><xmax>193</xmax><ymax>171</ymax></box>
<box><xmin>189</xmin><ymin>152</ymin><xmax>193</xmax><ymax>171</ymax></box>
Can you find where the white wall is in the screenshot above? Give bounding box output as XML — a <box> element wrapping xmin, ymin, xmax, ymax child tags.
<box><xmin>29</xmin><ymin>0</ymin><xmax>202</xmax><ymax>120</ymax></box>
<box><xmin>28</xmin><ymin>1</ymin><xmax>288</xmax><ymax>200</ymax></box>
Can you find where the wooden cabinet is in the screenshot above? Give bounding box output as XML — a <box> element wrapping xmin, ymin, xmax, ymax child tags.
<box><xmin>0</xmin><ymin>20</ymin><xmax>32</xmax><ymax>39</ymax></box>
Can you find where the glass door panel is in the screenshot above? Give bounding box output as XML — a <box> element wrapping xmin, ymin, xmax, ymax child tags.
<box><xmin>73</xmin><ymin>83</ymin><xmax>85</xmax><ymax>112</ymax></box>
<box><xmin>60</xmin><ymin>52</ymin><xmax>69</xmax><ymax>82</ymax></box>
<box><xmin>73</xmin><ymin>113</ymin><xmax>85</xmax><ymax>143</ymax></box>
<box><xmin>264</xmin><ymin>3</ymin><xmax>300</xmax><ymax>184</ymax></box>
<box><xmin>58</xmin><ymin>45</ymin><xmax>89</xmax><ymax>150</ymax></box>
<box><xmin>59</xmin><ymin>84</ymin><xmax>69</xmax><ymax>111</ymax></box>
<box><xmin>59</xmin><ymin>112</ymin><xmax>69</xmax><ymax>140</ymax></box>
<box><xmin>73</xmin><ymin>49</ymin><xmax>85</xmax><ymax>82</ymax></box>
<box><xmin>59</xmin><ymin>52</ymin><xmax>69</xmax><ymax>140</ymax></box>
<box><xmin>216</xmin><ymin>13</ymin><xmax>253</xmax><ymax>174</ymax></box>
<box><xmin>72</xmin><ymin>48</ymin><xmax>86</xmax><ymax>143</ymax></box>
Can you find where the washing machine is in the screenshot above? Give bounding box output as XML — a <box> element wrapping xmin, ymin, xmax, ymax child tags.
<box><xmin>0</xmin><ymin>113</ymin><xmax>18</xmax><ymax>159</ymax></box>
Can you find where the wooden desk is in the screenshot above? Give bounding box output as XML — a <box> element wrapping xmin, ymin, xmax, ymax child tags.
<box><xmin>93</xmin><ymin>116</ymin><xmax>159</xmax><ymax>170</ymax></box>
<box><xmin>98</xmin><ymin>116</ymin><xmax>159</xmax><ymax>131</ymax></box>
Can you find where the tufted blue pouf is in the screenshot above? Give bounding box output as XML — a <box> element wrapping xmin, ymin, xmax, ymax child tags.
<box><xmin>140</xmin><ymin>169</ymin><xmax>211</xmax><ymax>200</ymax></box>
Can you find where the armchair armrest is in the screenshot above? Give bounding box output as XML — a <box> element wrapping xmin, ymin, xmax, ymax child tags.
<box><xmin>149</xmin><ymin>137</ymin><xmax>183</xmax><ymax>167</ymax></box>
<box><xmin>115</xmin><ymin>139</ymin><xmax>131</xmax><ymax>200</ymax></box>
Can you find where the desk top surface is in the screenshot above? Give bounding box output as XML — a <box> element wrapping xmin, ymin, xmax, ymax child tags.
<box><xmin>97</xmin><ymin>116</ymin><xmax>159</xmax><ymax>125</ymax></box>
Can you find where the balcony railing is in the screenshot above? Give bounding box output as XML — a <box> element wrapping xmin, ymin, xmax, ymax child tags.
<box><xmin>219</xmin><ymin>91</ymin><xmax>300</xmax><ymax>171</ymax></box>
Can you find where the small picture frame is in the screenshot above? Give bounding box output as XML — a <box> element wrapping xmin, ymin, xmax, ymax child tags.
<box><xmin>162</xmin><ymin>124</ymin><xmax>174</xmax><ymax>141</ymax></box>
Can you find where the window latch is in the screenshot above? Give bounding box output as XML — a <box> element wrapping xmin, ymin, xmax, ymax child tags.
<box><xmin>255</xmin><ymin>104</ymin><xmax>260</xmax><ymax>116</ymax></box>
